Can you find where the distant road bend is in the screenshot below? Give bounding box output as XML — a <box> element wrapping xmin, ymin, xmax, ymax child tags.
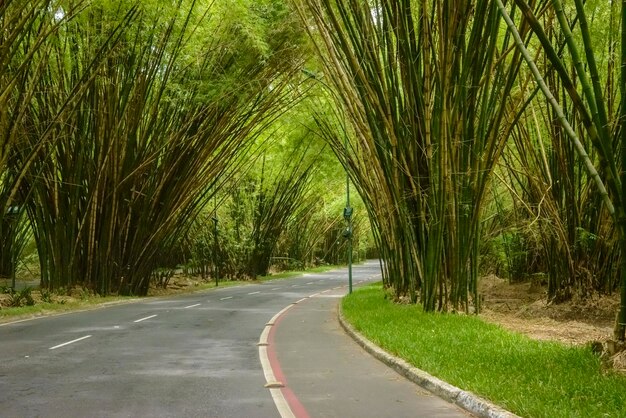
<box><xmin>0</xmin><ymin>261</ymin><xmax>469</xmax><ymax>417</ymax></box>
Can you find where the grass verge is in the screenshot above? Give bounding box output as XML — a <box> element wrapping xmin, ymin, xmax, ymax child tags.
<box><xmin>0</xmin><ymin>296</ymin><xmax>138</xmax><ymax>322</ymax></box>
<box><xmin>341</xmin><ymin>283</ymin><xmax>626</xmax><ymax>418</ymax></box>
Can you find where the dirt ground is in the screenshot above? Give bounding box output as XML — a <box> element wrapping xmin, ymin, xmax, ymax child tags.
<box><xmin>478</xmin><ymin>274</ymin><xmax>617</xmax><ymax>345</ymax></box>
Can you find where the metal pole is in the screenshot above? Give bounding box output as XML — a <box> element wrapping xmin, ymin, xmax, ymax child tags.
<box><xmin>11</xmin><ymin>233</ymin><xmax>16</xmax><ymax>291</ymax></box>
<box><xmin>212</xmin><ymin>216</ymin><xmax>219</xmax><ymax>287</ymax></box>
<box><xmin>302</xmin><ymin>68</ymin><xmax>353</xmax><ymax>293</ymax></box>
<box><xmin>7</xmin><ymin>206</ymin><xmax>19</xmax><ymax>291</ymax></box>
<box><xmin>345</xmin><ymin>131</ymin><xmax>352</xmax><ymax>294</ymax></box>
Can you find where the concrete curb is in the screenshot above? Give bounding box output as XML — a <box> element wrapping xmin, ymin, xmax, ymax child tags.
<box><xmin>338</xmin><ymin>308</ymin><xmax>522</xmax><ymax>418</ymax></box>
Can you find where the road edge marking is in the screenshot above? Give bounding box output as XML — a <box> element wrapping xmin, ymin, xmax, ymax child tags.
<box><xmin>259</xmin><ymin>300</ymin><xmax>312</xmax><ymax>418</ymax></box>
<box><xmin>259</xmin><ymin>306</ymin><xmax>296</xmax><ymax>418</ymax></box>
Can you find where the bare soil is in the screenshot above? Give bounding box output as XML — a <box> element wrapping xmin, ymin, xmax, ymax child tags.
<box><xmin>478</xmin><ymin>274</ymin><xmax>617</xmax><ymax>345</ymax></box>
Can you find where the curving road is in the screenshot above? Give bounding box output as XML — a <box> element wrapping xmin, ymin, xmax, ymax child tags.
<box><xmin>0</xmin><ymin>262</ymin><xmax>469</xmax><ymax>417</ymax></box>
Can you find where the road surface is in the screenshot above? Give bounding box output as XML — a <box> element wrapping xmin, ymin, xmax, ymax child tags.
<box><xmin>0</xmin><ymin>261</ymin><xmax>469</xmax><ymax>417</ymax></box>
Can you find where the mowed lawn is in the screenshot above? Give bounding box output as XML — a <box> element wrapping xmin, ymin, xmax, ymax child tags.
<box><xmin>342</xmin><ymin>283</ymin><xmax>626</xmax><ymax>418</ymax></box>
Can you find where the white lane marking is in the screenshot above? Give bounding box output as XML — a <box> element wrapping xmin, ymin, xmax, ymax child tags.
<box><xmin>114</xmin><ymin>325</ymin><xmax>120</xmax><ymax>329</ymax></box>
<box><xmin>271</xmin><ymin>287</ymin><xmax>281</xmax><ymax>291</ymax></box>
<box><xmin>309</xmin><ymin>293</ymin><xmax>320</xmax><ymax>298</ymax></box>
<box><xmin>259</xmin><ymin>325</ymin><xmax>271</xmax><ymax>345</ymax></box>
<box><xmin>49</xmin><ymin>335</ymin><xmax>92</xmax><ymax>350</ymax></box>
<box><xmin>270</xmin><ymin>388</ymin><xmax>295</xmax><ymax>418</ymax></box>
<box><xmin>259</xmin><ymin>347</ymin><xmax>295</xmax><ymax>418</ymax></box>
<box><xmin>294</xmin><ymin>298</ymin><xmax>308</xmax><ymax>304</ymax></box>
<box><xmin>248</xmin><ymin>291</ymin><xmax>261</xmax><ymax>295</ymax></box>
<box><xmin>291</xmin><ymin>285</ymin><xmax>299</xmax><ymax>288</ymax></box>
<box><xmin>306</xmin><ymin>282</ymin><xmax>314</xmax><ymax>285</ymax></box>
<box><xmin>266</xmin><ymin>304</ymin><xmax>295</xmax><ymax>326</ymax></box>
<box><xmin>134</xmin><ymin>314</ymin><xmax>157</xmax><ymax>323</ymax></box>
<box><xmin>258</xmin><ymin>303</ymin><xmax>298</xmax><ymax>418</ymax></box>
<box><xmin>259</xmin><ymin>345</ymin><xmax>278</xmax><ymax>382</ymax></box>
<box><xmin>220</xmin><ymin>296</ymin><xmax>233</xmax><ymax>301</ymax></box>
<box><xmin>183</xmin><ymin>303</ymin><xmax>201</xmax><ymax>309</ymax></box>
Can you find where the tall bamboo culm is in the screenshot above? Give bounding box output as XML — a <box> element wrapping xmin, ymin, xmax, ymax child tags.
<box><xmin>296</xmin><ymin>0</ymin><xmax>530</xmax><ymax>311</ymax></box>
<box><xmin>498</xmin><ymin>0</ymin><xmax>626</xmax><ymax>340</ymax></box>
<box><xmin>15</xmin><ymin>2</ymin><xmax>306</xmax><ymax>295</ymax></box>
<box><xmin>0</xmin><ymin>1</ymin><xmax>81</xmax><ymax>281</ymax></box>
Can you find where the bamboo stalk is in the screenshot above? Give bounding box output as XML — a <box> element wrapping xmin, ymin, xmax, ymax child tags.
<box><xmin>497</xmin><ymin>0</ymin><xmax>615</xmax><ymax>217</ymax></box>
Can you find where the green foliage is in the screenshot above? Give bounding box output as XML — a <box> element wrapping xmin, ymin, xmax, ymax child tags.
<box><xmin>299</xmin><ymin>0</ymin><xmax>529</xmax><ymax>312</ymax></box>
<box><xmin>3</xmin><ymin>286</ymin><xmax>35</xmax><ymax>307</ymax></box>
<box><xmin>181</xmin><ymin>126</ymin><xmax>373</xmax><ymax>279</ymax></box>
<box><xmin>9</xmin><ymin>0</ymin><xmax>308</xmax><ymax>296</ymax></box>
<box><xmin>494</xmin><ymin>0</ymin><xmax>623</xmax><ymax>309</ymax></box>
<box><xmin>0</xmin><ymin>0</ymin><xmax>67</xmax><ymax>288</ymax></box>
<box><xmin>343</xmin><ymin>284</ymin><xmax>626</xmax><ymax>418</ymax></box>
<box><xmin>39</xmin><ymin>289</ymin><xmax>53</xmax><ymax>303</ymax></box>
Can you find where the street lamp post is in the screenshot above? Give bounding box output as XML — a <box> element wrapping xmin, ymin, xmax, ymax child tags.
<box><xmin>303</xmin><ymin>68</ymin><xmax>353</xmax><ymax>293</ymax></box>
<box><xmin>343</xmin><ymin>133</ymin><xmax>353</xmax><ymax>294</ymax></box>
<box><xmin>212</xmin><ymin>215</ymin><xmax>219</xmax><ymax>287</ymax></box>
<box><xmin>302</xmin><ymin>68</ymin><xmax>353</xmax><ymax>293</ymax></box>
<box><xmin>5</xmin><ymin>205</ymin><xmax>21</xmax><ymax>291</ymax></box>
<box><xmin>343</xmin><ymin>199</ymin><xmax>353</xmax><ymax>294</ymax></box>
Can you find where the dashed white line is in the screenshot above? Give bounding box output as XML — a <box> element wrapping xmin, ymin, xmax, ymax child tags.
<box><xmin>220</xmin><ymin>296</ymin><xmax>233</xmax><ymax>301</ymax></box>
<box><xmin>183</xmin><ymin>303</ymin><xmax>201</xmax><ymax>309</ymax></box>
<box><xmin>306</xmin><ymin>282</ymin><xmax>314</xmax><ymax>285</ymax></box>
<box><xmin>271</xmin><ymin>287</ymin><xmax>281</xmax><ymax>291</ymax></box>
<box><xmin>248</xmin><ymin>291</ymin><xmax>261</xmax><ymax>295</ymax></box>
<box><xmin>134</xmin><ymin>314</ymin><xmax>157</xmax><ymax>323</ymax></box>
<box><xmin>49</xmin><ymin>335</ymin><xmax>92</xmax><ymax>350</ymax></box>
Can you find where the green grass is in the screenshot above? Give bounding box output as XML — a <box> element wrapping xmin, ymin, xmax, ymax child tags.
<box><xmin>0</xmin><ymin>296</ymin><xmax>138</xmax><ymax>321</ymax></box>
<box><xmin>342</xmin><ymin>283</ymin><xmax>626</xmax><ymax>418</ymax></box>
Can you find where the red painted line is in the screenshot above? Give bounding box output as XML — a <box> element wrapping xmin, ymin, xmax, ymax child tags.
<box><xmin>267</xmin><ymin>305</ymin><xmax>311</xmax><ymax>418</ymax></box>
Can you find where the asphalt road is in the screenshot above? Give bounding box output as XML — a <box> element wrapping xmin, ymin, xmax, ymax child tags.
<box><xmin>0</xmin><ymin>262</ymin><xmax>469</xmax><ymax>418</ymax></box>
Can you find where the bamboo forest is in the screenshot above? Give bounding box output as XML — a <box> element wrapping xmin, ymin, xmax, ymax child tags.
<box><xmin>3</xmin><ymin>0</ymin><xmax>626</xmax><ymax>408</ymax></box>
<box><xmin>6</xmin><ymin>0</ymin><xmax>626</xmax><ymax>417</ymax></box>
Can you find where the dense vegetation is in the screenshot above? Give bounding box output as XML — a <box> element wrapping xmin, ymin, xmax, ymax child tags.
<box><xmin>295</xmin><ymin>0</ymin><xmax>626</xmax><ymax>341</ymax></box>
<box><xmin>3</xmin><ymin>0</ymin><xmax>626</xmax><ymax>343</ymax></box>
<box><xmin>0</xmin><ymin>0</ymin><xmax>371</xmax><ymax>299</ymax></box>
